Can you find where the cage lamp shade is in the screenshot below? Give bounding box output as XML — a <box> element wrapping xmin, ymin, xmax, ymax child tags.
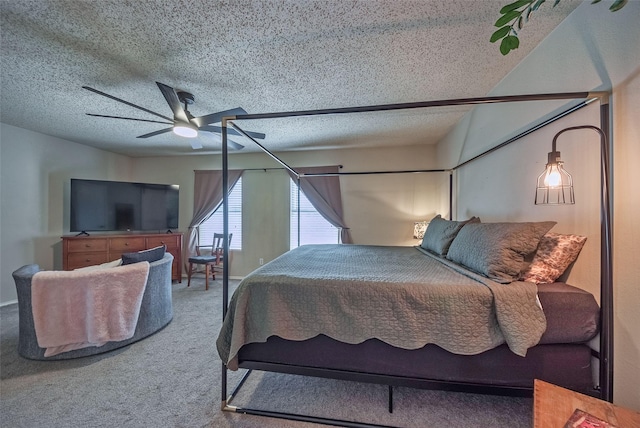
<box><xmin>173</xmin><ymin>122</ymin><xmax>198</xmax><ymax>138</ymax></box>
<box><xmin>535</xmin><ymin>150</ymin><xmax>574</xmax><ymax>205</ymax></box>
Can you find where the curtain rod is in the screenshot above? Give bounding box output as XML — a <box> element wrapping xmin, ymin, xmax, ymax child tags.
<box><xmin>299</xmin><ymin>168</ymin><xmax>451</xmax><ymax>177</ymax></box>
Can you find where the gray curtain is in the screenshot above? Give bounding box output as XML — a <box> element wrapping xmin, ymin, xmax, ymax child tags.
<box><xmin>185</xmin><ymin>169</ymin><xmax>244</xmax><ymax>271</ymax></box>
<box><xmin>287</xmin><ymin>166</ymin><xmax>352</xmax><ymax>244</ymax></box>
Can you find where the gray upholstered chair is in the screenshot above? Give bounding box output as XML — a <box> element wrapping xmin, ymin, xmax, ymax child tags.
<box><xmin>187</xmin><ymin>233</ymin><xmax>232</xmax><ymax>291</ymax></box>
<box><xmin>12</xmin><ymin>253</ymin><xmax>174</xmax><ymax>360</ymax></box>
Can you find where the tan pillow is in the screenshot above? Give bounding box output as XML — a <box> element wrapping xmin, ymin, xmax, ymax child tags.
<box><xmin>521</xmin><ymin>232</ymin><xmax>587</xmax><ymax>284</ymax></box>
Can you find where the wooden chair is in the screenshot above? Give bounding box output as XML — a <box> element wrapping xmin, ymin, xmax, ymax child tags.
<box><xmin>187</xmin><ymin>233</ymin><xmax>232</xmax><ymax>291</ymax></box>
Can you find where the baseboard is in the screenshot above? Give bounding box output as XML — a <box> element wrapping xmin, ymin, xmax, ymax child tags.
<box><xmin>179</xmin><ymin>275</ymin><xmax>244</xmax><ymax>281</ymax></box>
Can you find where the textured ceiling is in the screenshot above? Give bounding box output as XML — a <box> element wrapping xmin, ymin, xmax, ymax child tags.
<box><xmin>0</xmin><ymin>0</ymin><xmax>580</xmax><ymax>157</ymax></box>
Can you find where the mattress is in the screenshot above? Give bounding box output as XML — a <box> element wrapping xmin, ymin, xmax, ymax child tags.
<box><xmin>237</xmin><ymin>282</ymin><xmax>599</xmax><ymax>394</ymax></box>
<box><xmin>217</xmin><ymin>245</ymin><xmax>557</xmax><ymax>370</ymax></box>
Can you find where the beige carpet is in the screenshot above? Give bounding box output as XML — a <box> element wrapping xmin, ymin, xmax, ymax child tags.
<box><xmin>0</xmin><ymin>277</ymin><xmax>531</xmax><ymax>427</ymax></box>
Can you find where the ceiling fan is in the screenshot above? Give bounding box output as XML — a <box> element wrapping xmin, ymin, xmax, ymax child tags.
<box><xmin>82</xmin><ymin>82</ymin><xmax>265</xmax><ymax>150</ymax></box>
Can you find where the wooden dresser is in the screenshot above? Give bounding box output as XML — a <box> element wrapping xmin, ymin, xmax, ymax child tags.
<box><xmin>62</xmin><ymin>232</ymin><xmax>183</xmax><ymax>282</ymax></box>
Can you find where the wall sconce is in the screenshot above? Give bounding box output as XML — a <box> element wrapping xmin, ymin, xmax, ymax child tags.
<box><xmin>413</xmin><ymin>221</ymin><xmax>429</xmax><ymax>239</ymax></box>
<box><xmin>535</xmin><ymin>125</ymin><xmax>606</xmax><ymax>205</ymax></box>
<box><xmin>535</xmin><ymin>150</ymin><xmax>574</xmax><ymax>204</ymax></box>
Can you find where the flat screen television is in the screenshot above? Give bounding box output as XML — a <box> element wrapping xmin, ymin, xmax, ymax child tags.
<box><xmin>70</xmin><ymin>179</ymin><xmax>179</xmax><ymax>233</ymax></box>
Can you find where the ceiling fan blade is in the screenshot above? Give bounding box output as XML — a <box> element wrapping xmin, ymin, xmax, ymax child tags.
<box><xmin>82</xmin><ymin>86</ymin><xmax>173</xmax><ymax>122</ymax></box>
<box><xmin>202</xmin><ymin>125</ymin><xmax>266</xmax><ymax>140</ymax></box>
<box><xmin>156</xmin><ymin>82</ymin><xmax>189</xmax><ymax>123</ymax></box>
<box><xmin>199</xmin><ymin>131</ymin><xmax>244</xmax><ymax>150</ymax></box>
<box><xmin>189</xmin><ymin>139</ymin><xmax>203</xmax><ymax>150</ymax></box>
<box><xmin>137</xmin><ymin>127</ymin><xmax>173</xmax><ymax>138</ymax></box>
<box><xmin>192</xmin><ymin>107</ymin><xmax>248</xmax><ymax>128</ymax></box>
<box><xmin>86</xmin><ymin>113</ymin><xmax>172</xmax><ymax>125</ymax></box>
<box><xmin>227</xmin><ymin>138</ymin><xmax>244</xmax><ymax>151</ymax></box>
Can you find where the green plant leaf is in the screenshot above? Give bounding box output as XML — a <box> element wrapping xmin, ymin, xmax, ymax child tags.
<box><xmin>500</xmin><ymin>37</ymin><xmax>512</xmax><ymax>55</ymax></box>
<box><xmin>591</xmin><ymin>0</ymin><xmax>602</xmax><ymax>4</ymax></box>
<box><xmin>610</xmin><ymin>0</ymin><xmax>627</xmax><ymax>12</ymax></box>
<box><xmin>500</xmin><ymin>0</ymin><xmax>532</xmax><ymax>14</ymax></box>
<box><xmin>507</xmin><ymin>35</ymin><xmax>520</xmax><ymax>50</ymax></box>
<box><xmin>553</xmin><ymin>0</ymin><xmax>561</xmax><ymax>7</ymax></box>
<box><xmin>495</xmin><ymin>10</ymin><xmax>521</xmax><ymax>27</ymax></box>
<box><xmin>500</xmin><ymin>35</ymin><xmax>520</xmax><ymax>55</ymax></box>
<box><xmin>490</xmin><ymin>26</ymin><xmax>511</xmax><ymax>42</ymax></box>
<box><xmin>532</xmin><ymin>0</ymin><xmax>546</xmax><ymax>11</ymax></box>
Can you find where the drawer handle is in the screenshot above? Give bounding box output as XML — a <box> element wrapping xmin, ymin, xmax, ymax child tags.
<box><xmin>125</xmin><ymin>243</ymin><xmax>129</xmax><ymax>246</ymax></box>
<box><xmin>85</xmin><ymin>244</ymin><xmax>91</xmax><ymax>248</ymax></box>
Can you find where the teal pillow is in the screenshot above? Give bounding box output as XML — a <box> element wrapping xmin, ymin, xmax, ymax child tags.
<box><xmin>420</xmin><ymin>215</ymin><xmax>480</xmax><ymax>256</ymax></box>
<box><xmin>447</xmin><ymin>221</ymin><xmax>556</xmax><ymax>283</ymax></box>
<box><xmin>121</xmin><ymin>245</ymin><xmax>166</xmax><ymax>265</ymax></box>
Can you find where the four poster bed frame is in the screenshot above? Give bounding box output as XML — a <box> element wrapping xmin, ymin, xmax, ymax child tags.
<box><xmin>217</xmin><ymin>91</ymin><xmax>613</xmax><ymax>427</ymax></box>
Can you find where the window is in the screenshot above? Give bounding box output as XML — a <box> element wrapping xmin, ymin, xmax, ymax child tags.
<box><xmin>199</xmin><ymin>177</ymin><xmax>242</xmax><ymax>250</ymax></box>
<box><xmin>290</xmin><ymin>179</ymin><xmax>339</xmax><ymax>249</ymax></box>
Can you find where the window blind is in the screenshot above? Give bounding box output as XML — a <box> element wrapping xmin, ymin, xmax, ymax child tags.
<box><xmin>199</xmin><ymin>177</ymin><xmax>242</xmax><ymax>250</ymax></box>
<box><xmin>290</xmin><ymin>179</ymin><xmax>339</xmax><ymax>249</ymax></box>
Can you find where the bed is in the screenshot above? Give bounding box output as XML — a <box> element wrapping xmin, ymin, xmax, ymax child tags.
<box><xmin>217</xmin><ymin>219</ymin><xmax>600</xmax><ymax>400</ymax></box>
<box><xmin>215</xmin><ymin>91</ymin><xmax>612</xmax><ymax>426</ymax></box>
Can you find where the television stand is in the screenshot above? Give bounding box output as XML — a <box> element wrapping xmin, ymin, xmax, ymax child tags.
<box><xmin>61</xmin><ymin>232</ymin><xmax>183</xmax><ymax>282</ymax></box>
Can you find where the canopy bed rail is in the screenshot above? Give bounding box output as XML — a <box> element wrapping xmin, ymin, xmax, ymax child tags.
<box><xmin>218</xmin><ymin>90</ymin><xmax>613</xmax><ymax>426</ymax></box>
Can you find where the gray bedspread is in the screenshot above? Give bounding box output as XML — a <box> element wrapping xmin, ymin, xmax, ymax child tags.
<box><xmin>217</xmin><ymin>245</ymin><xmax>546</xmax><ymax>370</ymax></box>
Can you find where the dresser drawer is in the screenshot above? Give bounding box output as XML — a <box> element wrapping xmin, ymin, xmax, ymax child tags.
<box><xmin>109</xmin><ymin>237</ymin><xmax>146</xmax><ymax>252</ymax></box>
<box><xmin>147</xmin><ymin>235</ymin><xmax>180</xmax><ymax>249</ymax></box>
<box><xmin>66</xmin><ymin>238</ymin><xmax>108</xmax><ymax>253</ymax></box>
<box><xmin>67</xmin><ymin>252</ymin><xmax>109</xmax><ymax>269</ymax></box>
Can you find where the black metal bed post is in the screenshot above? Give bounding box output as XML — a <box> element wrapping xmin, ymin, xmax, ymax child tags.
<box><xmin>221</xmin><ymin>118</ymin><xmax>230</xmax><ymax>409</ymax></box>
<box><xmin>297</xmin><ymin>177</ymin><xmax>301</xmax><ymax>247</ymax></box>
<box><xmin>449</xmin><ymin>172</ymin><xmax>453</xmax><ymax>220</ymax></box>
<box><xmin>599</xmin><ymin>96</ymin><xmax>614</xmax><ymax>402</ymax></box>
<box><xmin>220</xmin><ymin>118</ymin><xmax>229</xmax><ymax>410</ymax></box>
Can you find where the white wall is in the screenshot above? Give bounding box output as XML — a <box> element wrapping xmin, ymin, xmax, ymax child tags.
<box><xmin>437</xmin><ymin>0</ymin><xmax>640</xmax><ymax>410</ymax></box>
<box><xmin>0</xmin><ymin>123</ymin><xmax>133</xmax><ymax>303</ymax></box>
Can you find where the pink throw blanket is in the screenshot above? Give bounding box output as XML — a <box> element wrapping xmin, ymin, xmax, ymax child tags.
<box><xmin>31</xmin><ymin>262</ymin><xmax>150</xmax><ymax>357</ymax></box>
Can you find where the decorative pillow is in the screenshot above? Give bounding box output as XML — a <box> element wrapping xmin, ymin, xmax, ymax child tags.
<box><xmin>121</xmin><ymin>245</ymin><xmax>166</xmax><ymax>265</ymax></box>
<box><xmin>420</xmin><ymin>215</ymin><xmax>480</xmax><ymax>256</ymax></box>
<box><xmin>446</xmin><ymin>221</ymin><xmax>556</xmax><ymax>283</ymax></box>
<box><xmin>520</xmin><ymin>232</ymin><xmax>587</xmax><ymax>284</ymax></box>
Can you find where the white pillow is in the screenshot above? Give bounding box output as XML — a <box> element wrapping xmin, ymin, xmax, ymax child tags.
<box><xmin>74</xmin><ymin>259</ymin><xmax>123</xmax><ymax>271</ymax></box>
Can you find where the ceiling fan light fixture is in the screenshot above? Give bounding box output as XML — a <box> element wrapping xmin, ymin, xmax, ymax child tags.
<box><xmin>173</xmin><ymin>123</ymin><xmax>198</xmax><ymax>138</ymax></box>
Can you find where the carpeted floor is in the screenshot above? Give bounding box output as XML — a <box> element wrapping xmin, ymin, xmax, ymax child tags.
<box><xmin>0</xmin><ymin>277</ymin><xmax>532</xmax><ymax>427</ymax></box>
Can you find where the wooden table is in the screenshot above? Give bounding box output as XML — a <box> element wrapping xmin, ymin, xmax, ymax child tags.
<box><xmin>533</xmin><ymin>379</ymin><xmax>640</xmax><ymax>427</ymax></box>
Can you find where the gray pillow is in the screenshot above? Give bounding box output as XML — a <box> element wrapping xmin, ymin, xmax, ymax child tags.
<box><xmin>420</xmin><ymin>215</ymin><xmax>480</xmax><ymax>256</ymax></box>
<box><xmin>121</xmin><ymin>245</ymin><xmax>166</xmax><ymax>265</ymax></box>
<box><xmin>446</xmin><ymin>221</ymin><xmax>556</xmax><ymax>283</ymax></box>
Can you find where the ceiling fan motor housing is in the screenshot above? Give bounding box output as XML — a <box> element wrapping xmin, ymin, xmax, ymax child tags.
<box><xmin>177</xmin><ymin>91</ymin><xmax>195</xmax><ymax>105</ymax></box>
